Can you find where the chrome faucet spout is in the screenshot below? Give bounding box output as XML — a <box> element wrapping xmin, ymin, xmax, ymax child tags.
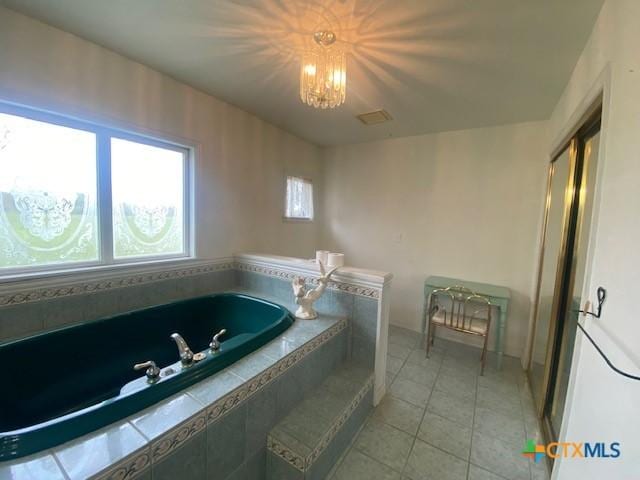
<box><xmin>170</xmin><ymin>333</ymin><xmax>194</xmax><ymax>367</ymax></box>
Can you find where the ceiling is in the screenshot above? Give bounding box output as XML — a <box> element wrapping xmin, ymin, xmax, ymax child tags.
<box><xmin>1</xmin><ymin>0</ymin><xmax>604</xmax><ymax>146</ymax></box>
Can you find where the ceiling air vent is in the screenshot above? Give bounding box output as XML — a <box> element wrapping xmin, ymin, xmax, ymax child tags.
<box><xmin>356</xmin><ymin>109</ymin><xmax>392</xmax><ymax>125</ymax></box>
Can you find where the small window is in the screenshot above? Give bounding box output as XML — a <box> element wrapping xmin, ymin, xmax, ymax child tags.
<box><xmin>285</xmin><ymin>176</ymin><xmax>313</xmax><ymax>220</ymax></box>
<box><xmin>0</xmin><ymin>104</ymin><xmax>192</xmax><ymax>276</ymax></box>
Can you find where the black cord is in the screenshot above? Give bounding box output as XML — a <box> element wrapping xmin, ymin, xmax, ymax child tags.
<box><xmin>574</xmin><ymin>286</ymin><xmax>639</xmax><ymax>381</ymax></box>
<box><xmin>577</xmin><ymin>286</ymin><xmax>607</xmax><ymax>318</ymax></box>
<box><xmin>576</xmin><ymin>321</ymin><xmax>640</xmax><ymax>382</ymax></box>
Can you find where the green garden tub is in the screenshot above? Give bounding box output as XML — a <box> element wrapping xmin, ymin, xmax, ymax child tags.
<box><xmin>0</xmin><ymin>293</ymin><xmax>293</xmax><ymax>461</ymax></box>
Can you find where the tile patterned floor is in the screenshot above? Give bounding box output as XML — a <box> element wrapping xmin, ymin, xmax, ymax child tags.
<box><xmin>329</xmin><ymin>326</ymin><xmax>550</xmax><ymax>480</ymax></box>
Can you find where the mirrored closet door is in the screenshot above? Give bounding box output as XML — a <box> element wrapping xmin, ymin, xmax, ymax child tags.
<box><xmin>528</xmin><ymin>106</ymin><xmax>601</xmax><ymax>450</ymax></box>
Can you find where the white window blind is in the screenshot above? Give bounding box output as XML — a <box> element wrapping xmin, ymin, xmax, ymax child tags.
<box><xmin>285</xmin><ymin>176</ymin><xmax>314</xmax><ymax>220</ymax></box>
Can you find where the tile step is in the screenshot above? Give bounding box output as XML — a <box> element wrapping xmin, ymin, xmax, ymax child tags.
<box><xmin>267</xmin><ymin>361</ymin><xmax>374</xmax><ymax>479</ymax></box>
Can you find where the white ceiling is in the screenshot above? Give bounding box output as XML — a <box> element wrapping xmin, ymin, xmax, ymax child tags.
<box><xmin>1</xmin><ymin>0</ymin><xmax>603</xmax><ymax>146</ymax></box>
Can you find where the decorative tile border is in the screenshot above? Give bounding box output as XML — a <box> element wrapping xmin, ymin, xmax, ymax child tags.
<box><xmin>267</xmin><ymin>435</ymin><xmax>305</xmax><ymax>471</ymax></box>
<box><xmin>267</xmin><ymin>374</ymin><xmax>374</xmax><ymax>472</ymax></box>
<box><xmin>235</xmin><ymin>262</ymin><xmax>380</xmax><ymax>299</ymax></box>
<box><xmin>150</xmin><ymin>413</ymin><xmax>207</xmax><ymax>462</ymax></box>
<box><xmin>92</xmin><ymin>448</ymin><xmax>151</xmax><ymax>480</ymax></box>
<box><xmin>0</xmin><ymin>261</ymin><xmax>235</xmax><ymax>308</ymax></box>
<box><xmin>91</xmin><ymin>317</ymin><xmax>348</xmax><ymax>477</ymax></box>
<box><xmin>0</xmin><ymin>253</ymin><xmax>387</xmax><ymax>308</ymax></box>
<box><xmin>1</xmin><ymin>257</ymin><xmax>381</xmax><ymax>308</ymax></box>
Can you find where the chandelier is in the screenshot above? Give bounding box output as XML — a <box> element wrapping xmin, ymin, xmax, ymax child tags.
<box><xmin>300</xmin><ymin>30</ymin><xmax>346</xmax><ymax>109</ymax></box>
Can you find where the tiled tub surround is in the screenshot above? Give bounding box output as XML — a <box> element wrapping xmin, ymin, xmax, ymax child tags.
<box><xmin>0</xmin><ymin>259</ymin><xmax>235</xmax><ymax>343</ymax></box>
<box><xmin>0</xmin><ymin>312</ymin><xmax>349</xmax><ymax>480</ymax></box>
<box><xmin>235</xmin><ymin>253</ymin><xmax>392</xmax><ymax>405</ymax></box>
<box><xmin>0</xmin><ymin>253</ymin><xmax>391</xmax><ymax>478</ymax></box>
<box><xmin>0</xmin><ymin>254</ymin><xmax>392</xmax><ymax>407</ymax></box>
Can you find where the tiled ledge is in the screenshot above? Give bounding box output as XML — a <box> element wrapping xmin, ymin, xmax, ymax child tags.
<box><xmin>235</xmin><ymin>253</ymin><xmax>392</xmax><ymax>299</ymax></box>
<box><xmin>0</xmin><ymin>253</ymin><xmax>392</xmax><ymax>307</ymax></box>
<box><xmin>0</xmin><ymin>301</ymin><xmax>347</xmax><ymax>480</ymax></box>
<box><xmin>0</xmin><ymin>258</ymin><xmax>234</xmax><ymax>308</ymax></box>
<box><xmin>235</xmin><ymin>253</ymin><xmax>392</xmax><ymax>406</ymax></box>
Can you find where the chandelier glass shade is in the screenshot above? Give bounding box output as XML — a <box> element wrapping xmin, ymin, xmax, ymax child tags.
<box><xmin>300</xmin><ymin>31</ymin><xmax>346</xmax><ymax>109</ymax></box>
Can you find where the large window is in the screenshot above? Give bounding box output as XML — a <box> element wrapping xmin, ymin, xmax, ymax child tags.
<box><xmin>0</xmin><ymin>104</ymin><xmax>191</xmax><ymax>276</ymax></box>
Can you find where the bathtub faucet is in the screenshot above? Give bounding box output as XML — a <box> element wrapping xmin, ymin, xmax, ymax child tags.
<box><xmin>134</xmin><ymin>360</ymin><xmax>161</xmax><ymax>382</ymax></box>
<box><xmin>210</xmin><ymin>328</ymin><xmax>227</xmax><ymax>352</ymax></box>
<box><xmin>170</xmin><ymin>333</ymin><xmax>194</xmax><ymax>367</ymax></box>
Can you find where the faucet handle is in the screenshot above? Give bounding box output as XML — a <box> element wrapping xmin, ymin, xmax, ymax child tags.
<box><xmin>134</xmin><ymin>360</ymin><xmax>161</xmax><ymax>382</ymax></box>
<box><xmin>210</xmin><ymin>328</ymin><xmax>227</xmax><ymax>352</ymax></box>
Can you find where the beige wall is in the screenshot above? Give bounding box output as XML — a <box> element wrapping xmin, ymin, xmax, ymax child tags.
<box><xmin>545</xmin><ymin>1</ymin><xmax>640</xmax><ymax>478</ymax></box>
<box><xmin>321</xmin><ymin>121</ymin><xmax>548</xmax><ymax>358</ymax></box>
<box><xmin>0</xmin><ymin>7</ymin><xmax>322</xmax><ymax>261</ymax></box>
<box><xmin>0</xmin><ymin>7</ymin><xmax>551</xmax><ymax>361</ymax></box>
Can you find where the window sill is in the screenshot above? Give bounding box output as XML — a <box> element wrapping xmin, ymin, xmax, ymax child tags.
<box><xmin>282</xmin><ymin>217</ymin><xmax>314</xmax><ymax>223</ymax></box>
